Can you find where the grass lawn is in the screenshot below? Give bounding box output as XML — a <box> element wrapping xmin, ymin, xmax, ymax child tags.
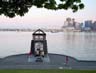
<box><xmin>0</xmin><ymin>69</ymin><xmax>96</xmax><ymax>73</ymax></box>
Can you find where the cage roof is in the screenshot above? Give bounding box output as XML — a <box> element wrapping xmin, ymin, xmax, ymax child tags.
<box><xmin>33</xmin><ymin>29</ymin><xmax>46</xmax><ymax>35</ymax></box>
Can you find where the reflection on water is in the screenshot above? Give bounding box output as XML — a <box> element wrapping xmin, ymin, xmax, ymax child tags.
<box><xmin>62</xmin><ymin>32</ymin><xmax>96</xmax><ymax>61</ymax></box>
<box><xmin>0</xmin><ymin>31</ymin><xmax>96</xmax><ymax>61</ymax></box>
<box><xmin>47</xmin><ymin>32</ymin><xmax>96</xmax><ymax>61</ymax></box>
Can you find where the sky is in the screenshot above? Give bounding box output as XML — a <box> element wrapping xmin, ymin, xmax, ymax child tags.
<box><xmin>0</xmin><ymin>0</ymin><xmax>96</xmax><ymax>29</ymax></box>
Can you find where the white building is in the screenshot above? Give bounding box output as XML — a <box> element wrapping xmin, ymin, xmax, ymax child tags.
<box><xmin>62</xmin><ymin>18</ymin><xmax>76</xmax><ymax>31</ymax></box>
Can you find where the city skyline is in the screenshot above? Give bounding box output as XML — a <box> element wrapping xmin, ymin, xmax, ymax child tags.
<box><xmin>0</xmin><ymin>0</ymin><xmax>96</xmax><ymax>29</ymax></box>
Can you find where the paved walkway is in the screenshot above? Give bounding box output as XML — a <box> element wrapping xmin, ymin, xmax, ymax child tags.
<box><xmin>0</xmin><ymin>53</ymin><xmax>96</xmax><ymax>70</ymax></box>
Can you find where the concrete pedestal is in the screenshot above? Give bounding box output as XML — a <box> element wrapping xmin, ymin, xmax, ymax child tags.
<box><xmin>28</xmin><ymin>55</ymin><xmax>50</xmax><ymax>63</ymax></box>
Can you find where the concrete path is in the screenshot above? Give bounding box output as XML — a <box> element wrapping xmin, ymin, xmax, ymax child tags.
<box><xmin>0</xmin><ymin>53</ymin><xmax>96</xmax><ymax>70</ymax></box>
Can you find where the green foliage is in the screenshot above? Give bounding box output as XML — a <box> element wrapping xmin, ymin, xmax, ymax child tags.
<box><xmin>0</xmin><ymin>0</ymin><xmax>84</xmax><ymax>18</ymax></box>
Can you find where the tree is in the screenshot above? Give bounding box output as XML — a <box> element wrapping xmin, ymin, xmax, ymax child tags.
<box><xmin>0</xmin><ymin>0</ymin><xmax>84</xmax><ymax>18</ymax></box>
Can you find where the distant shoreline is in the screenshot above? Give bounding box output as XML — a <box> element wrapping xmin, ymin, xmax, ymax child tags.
<box><xmin>0</xmin><ymin>28</ymin><xmax>62</xmax><ymax>32</ymax></box>
<box><xmin>0</xmin><ymin>29</ymin><xmax>96</xmax><ymax>33</ymax></box>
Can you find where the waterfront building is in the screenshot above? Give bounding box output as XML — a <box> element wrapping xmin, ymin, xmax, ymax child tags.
<box><xmin>62</xmin><ymin>18</ymin><xmax>75</xmax><ymax>31</ymax></box>
<box><xmin>92</xmin><ymin>21</ymin><xmax>96</xmax><ymax>30</ymax></box>
<box><xmin>74</xmin><ymin>22</ymin><xmax>81</xmax><ymax>30</ymax></box>
<box><xmin>62</xmin><ymin>18</ymin><xmax>80</xmax><ymax>31</ymax></box>
<box><xmin>85</xmin><ymin>20</ymin><xmax>92</xmax><ymax>27</ymax></box>
<box><xmin>82</xmin><ymin>20</ymin><xmax>92</xmax><ymax>31</ymax></box>
<box><xmin>72</xmin><ymin>18</ymin><xmax>76</xmax><ymax>28</ymax></box>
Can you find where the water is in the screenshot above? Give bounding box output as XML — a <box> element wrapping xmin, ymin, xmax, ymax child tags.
<box><xmin>0</xmin><ymin>31</ymin><xmax>96</xmax><ymax>61</ymax></box>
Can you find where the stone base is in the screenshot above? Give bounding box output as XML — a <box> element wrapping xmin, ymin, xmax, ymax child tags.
<box><xmin>28</xmin><ymin>55</ymin><xmax>50</xmax><ymax>63</ymax></box>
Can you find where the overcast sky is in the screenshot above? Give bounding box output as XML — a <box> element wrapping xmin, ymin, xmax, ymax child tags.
<box><xmin>0</xmin><ymin>0</ymin><xmax>96</xmax><ymax>29</ymax></box>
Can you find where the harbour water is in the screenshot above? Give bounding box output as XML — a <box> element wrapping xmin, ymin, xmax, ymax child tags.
<box><xmin>0</xmin><ymin>31</ymin><xmax>96</xmax><ymax>61</ymax></box>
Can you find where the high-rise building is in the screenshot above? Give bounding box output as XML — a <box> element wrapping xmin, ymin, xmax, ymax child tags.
<box><xmin>74</xmin><ymin>22</ymin><xmax>81</xmax><ymax>30</ymax></box>
<box><xmin>85</xmin><ymin>20</ymin><xmax>92</xmax><ymax>27</ymax></box>
<box><xmin>92</xmin><ymin>21</ymin><xmax>96</xmax><ymax>30</ymax></box>
<box><xmin>62</xmin><ymin>18</ymin><xmax>76</xmax><ymax>28</ymax></box>
<box><xmin>72</xmin><ymin>18</ymin><xmax>76</xmax><ymax>28</ymax></box>
<box><xmin>82</xmin><ymin>20</ymin><xmax>92</xmax><ymax>31</ymax></box>
<box><xmin>62</xmin><ymin>18</ymin><xmax>84</xmax><ymax>31</ymax></box>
